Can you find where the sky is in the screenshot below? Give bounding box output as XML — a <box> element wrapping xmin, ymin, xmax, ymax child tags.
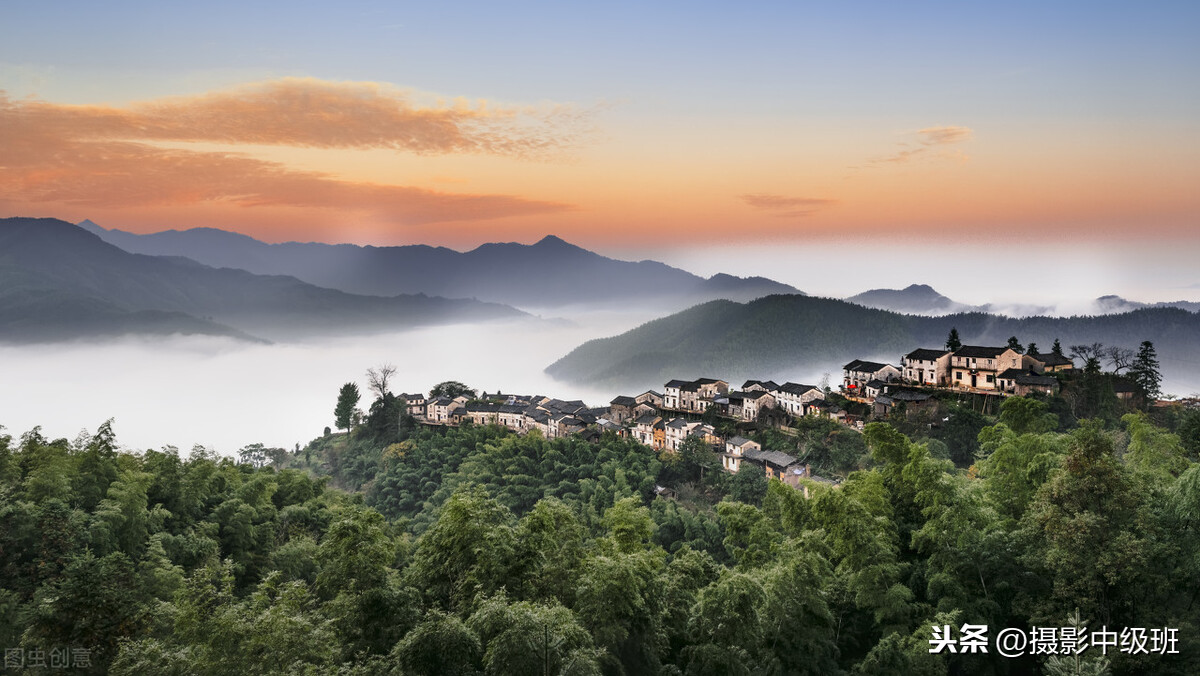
<box><xmin>2</xmin><ymin>1</ymin><xmax>1199</xmax><ymax>296</ymax></box>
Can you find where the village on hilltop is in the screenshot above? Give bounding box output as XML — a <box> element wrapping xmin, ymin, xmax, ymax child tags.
<box><xmin>389</xmin><ymin>338</ymin><xmax>1161</xmax><ymax>494</ymax></box>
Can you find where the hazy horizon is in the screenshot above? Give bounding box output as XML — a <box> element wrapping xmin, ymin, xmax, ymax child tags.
<box><xmin>67</xmin><ymin>215</ymin><xmax>1200</xmax><ymax>314</ymax></box>
<box><xmin>4</xmin><ymin>304</ymin><xmax>1199</xmax><ymax>455</ymax></box>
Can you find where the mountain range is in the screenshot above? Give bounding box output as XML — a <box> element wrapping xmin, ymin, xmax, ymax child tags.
<box><xmin>80</xmin><ymin>221</ymin><xmax>800</xmax><ymax>309</ymax></box>
<box><xmin>0</xmin><ymin>218</ymin><xmax>524</xmax><ymax>343</ymax></box>
<box><xmin>545</xmin><ymin>294</ymin><xmax>1200</xmax><ymax>392</ymax></box>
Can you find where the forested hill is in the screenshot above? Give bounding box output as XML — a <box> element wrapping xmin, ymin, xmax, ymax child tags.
<box><xmin>80</xmin><ymin>220</ymin><xmax>800</xmax><ymax>308</ymax></box>
<box><xmin>3</xmin><ymin>393</ymin><xmax>1199</xmax><ymax>674</ymax></box>
<box><xmin>545</xmin><ymin>294</ymin><xmax>1200</xmax><ymax>391</ymax></box>
<box><xmin>0</xmin><ymin>217</ymin><xmax>526</xmax><ymax>342</ymax></box>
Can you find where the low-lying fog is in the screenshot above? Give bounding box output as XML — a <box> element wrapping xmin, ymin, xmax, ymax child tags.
<box><xmin>4</xmin><ymin>301</ymin><xmax>1198</xmax><ymax>455</ymax></box>
<box><xmin>0</xmin><ymin>311</ymin><xmax>657</xmax><ymax>454</ymax></box>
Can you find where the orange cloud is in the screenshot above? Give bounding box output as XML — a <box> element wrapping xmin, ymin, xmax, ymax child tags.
<box><xmin>739</xmin><ymin>193</ymin><xmax>837</xmax><ymax>218</ymax></box>
<box><xmin>0</xmin><ymin>83</ymin><xmax>581</xmax><ymax>224</ymax></box>
<box><xmin>916</xmin><ymin>125</ymin><xmax>973</xmax><ymax>146</ymax></box>
<box><xmin>865</xmin><ymin>125</ymin><xmax>974</xmax><ymax>166</ymax></box>
<box><xmin>2</xmin><ymin>78</ymin><xmax>590</xmax><ymax>158</ymax></box>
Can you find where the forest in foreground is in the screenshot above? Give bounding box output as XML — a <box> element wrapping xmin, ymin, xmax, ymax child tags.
<box><xmin>2</xmin><ymin>389</ymin><xmax>1200</xmax><ymax>675</ymax></box>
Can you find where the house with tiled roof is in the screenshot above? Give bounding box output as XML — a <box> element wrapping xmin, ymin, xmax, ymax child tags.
<box><xmin>426</xmin><ymin>396</ymin><xmax>461</xmax><ymax>423</ymax></box>
<box><xmin>663</xmin><ymin>380</ymin><xmax>690</xmax><ymax>410</ymax></box>
<box><xmin>632</xmin><ymin>413</ymin><xmax>661</xmax><ymax>447</ymax></box>
<box><xmin>636</xmin><ymin>390</ymin><xmax>664</xmax><ymax>406</ymax></box>
<box><xmin>664</xmin><ymin>417</ymin><xmax>703</xmax><ymax>451</ymax></box>
<box><xmin>1029</xmin><ymin>352</ymin><xmax>1074</xmax><ymax>373</ymax></box>
<box><xmin>843</xmin><ymin>360</ymin><xmax>901</xmax><ymax>393</ymax></box>
<box><xmin>997</xmin><ymin>369</ymin><xmax>1060</xmax><ymax>396</ymax></box>
<box><xmin>950</xmin><ymin>346</ymin><xmax>1028</xmax><ymax>391</ymax></box>
<box><xmin>743</xmin><ymin>379</ymin><xmax>780</xmax><ymax>393</ymax></box>
<box><xmin>771</xmin><ymin>382</ymin><xmax>825</xmax><ymax>417</ymax></box>
<box><xmin>874</xmin><ymin>389</ymin><xmax>935</xmax><ymax>417</ymax></box>
<box><xmin>902</xmin><ymin>348</ymin><xmax>953</xmax><ymax>387</ymax></box>
<box><xmin>723</xmin><ymin>436</ymin><xmax>761</xmax><ymax>473</ymax></box>
<box><xmin>743</xmin><ymin>448</ymin><xmax>802</xmax><ymax>483</ymax></box>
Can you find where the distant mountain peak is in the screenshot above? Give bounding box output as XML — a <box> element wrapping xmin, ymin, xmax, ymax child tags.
<box><xmin>846</xmin><ymin>284</ymin><xmax>966</xmax><ymax>315</ymax></box>
<box><xmin>531</xmin><ymin>234</ymin><xmax>586</xmax><ymax>252</ymax></box>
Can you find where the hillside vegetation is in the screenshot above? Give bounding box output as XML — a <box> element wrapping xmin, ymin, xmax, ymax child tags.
<box><xmin>3</xmin><ymin>389</ymin><xmax>1200</xmax><ymax>674</ymax></box>
<box><xmin>545</xmin><ymin>294</ymin><xmax>1200</xmax><ymax>392</ymax></box>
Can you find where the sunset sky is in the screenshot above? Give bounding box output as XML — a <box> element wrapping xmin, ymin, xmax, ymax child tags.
<box><xmin>2</xmin><ymin>1</ymin><xmax>1198</xmax><ymax>296</ymax></box>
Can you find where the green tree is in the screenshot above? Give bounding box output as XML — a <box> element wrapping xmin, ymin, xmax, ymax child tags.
<box><xmin>998</xmin><ymin>396</ymin><xmax>1058</xmax><ymax>435</ymax></box>
<box><xmin>335</xmin><ymin>382</ymin><xmax>360</xmax><ymax>432</ymax></box>
<box><xmin>25</xmin><ymin>550</ymin><xmax>148</xmax><ymax>672</ymax></box>
<box><xmin>688</xmin><ymin>573</ymin><xmax>766</xmax><ymax>656</ymax></box>
<box><xmin>468</xmin><ymin>594</ymin><xmax>600</xmax><ymax>676</ymax></box>
<box><xmin>430</xmin><ymin>381</ymin><xmax>476</xmax><ymax>399</ymax></box>
<box><xmin>945</xmin><ymin>328</ymin><xmax>962</xmax><ymax>352</ymax></box>
<box><xmin>1027</xmin><ymin>342</ymin><xmax>1040</xmax><ymax>356</ymax></box>
<box><xmin>1052</xmin><ymin>338</ymin><xmax>1065</xmax><ymax>356</ymax></box>
<box><xmin>1128</xmin><ymin>340</ymin><xmax>1162</xmax><ymax>399</ymax></box>
<box><xmin>1006</xmin><ymin>336</ymin><xmax>1024</xmax><ymax>353</ymax></box>
<box><xmin>1018</xmin><ymin>422</ymin><xmax>1151</xmax><ymax>626</ymax></box>
<box><xmin>407</xmin><ymin>487</ymin><xmax>516</xmax><ymax>613</ymax></box>
<box><xmin>678</xmin><ymin>436</ymin><xmax>719</xmax><ymax>484</ymax></box>
<box><xmin>393</xmin><ymin>609</ymin><xmax>482</xmax><ymax>676</ymax></box>
<box><xmin>728</xmin><ymin>463</ymin><xmax>768</xmax><ymax>506</ymax></box>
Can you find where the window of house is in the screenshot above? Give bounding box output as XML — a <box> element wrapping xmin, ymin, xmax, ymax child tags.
<box><xmin>986</xmin><ymin>375</ymin><xmax>994</xmax><ymax>383</ymax></box>
<box><xmin>956</xmin><ymin>372</ymin><xmax>962</xmax><ymax>380</ymax></box>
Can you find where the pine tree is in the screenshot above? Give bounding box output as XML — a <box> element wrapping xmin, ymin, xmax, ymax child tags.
<box><xmin>945</xmin><ymin>328</ymin><xmax>962</xmax><ymax>352</ymax></box>
<box><xmin>1129</xmin><ymin>340</ymin><xmax>1162</xmax><ymax>399</ymax></box>
<box><xmin>1027</xmin><ymin>342</ymin><xmax>1040</xmax><ymax>356</ymax></box>
<box><xmin>1007</xmin><ymin>336</ymin><xmax>1025</xmax><ymax>354</ymax></box>
<box><xmin>335</xmin><ymin>382</ymin><xmax>361</xmax><ymax>433</ymax></box>
<box><xmin>1052</xmin><ymin>338</ymin><xmax>1064</xmax><ymax>357</ymax></box>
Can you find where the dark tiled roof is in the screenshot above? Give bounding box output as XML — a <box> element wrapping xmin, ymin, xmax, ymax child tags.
<box><xmin>743</xmin><ymin>379</ymin><xmax>780</xmax><ymax>390</ymax></box>
<box><xmin>997</xmin><ymin>368</ymin><xmax>1027</xmax><ymax>380</ymax></box>
<box><xmin>634</xmin><ymin>413</ymin><xmax>660</xmax><ymax>425</ymax></box>
<box><xmin>664</xmin><ymin>379</ymin><xmax>691</xmax><ymax>389</ymax></box>
<box><xmin>694</xmin><ymin>378</ymin><xmax>725</xmax><ymax>385</ymax></box>
<box><xmin>610</xmin><ymin>395</ymin><xmax>637</xmax><ymax>406</ymax></box>
<box><xmin>743</xmin><ymin>390</ymin><xmax>772</xmax><ymax>400</ymax></box>
<box><xmin>865</xmin><ymin>379</ymin><xmax>888</xmax><ymax>389</ymax></box>
<box><xmin>954</xmin><ymin>345</ymin><xmax>1007</xmax><ymax>358</ymax></box>
<box><xmin>1015</xmin><ymin>374</ymin><xmax>1058</xmax><ymax>387</ymax></box>
<box><xmin>905</xmin><ymin>348</ymin><xmax>950</xmax><ymax>361</ymax></box>
<box><xmin>744</xmin><ymin>448</ymin><xmax>798</xmax><ymax>468</ymax></box>
<box><xmin>776</xmin><ymin>382</ymin><xmax>817</xmax><ymax>395</ymax></box>
<box><xmin>666</xmin><ymin>418</ymin><xmax>691</xmax><ymax>429</ymax></box>
<box><xmin>1033</xmin><ymin>353</ymin><xmax>1073</xmax><ymax>367</ymax></box>
<box><xmin>727</xmin><ymin>435</ymin><xmax>755</xmax><ymax>447</ymax></box>
<box><xmin>846</xmin><ymin>360</ymin><xmax>889</xmax><ymax>373</ymax></box>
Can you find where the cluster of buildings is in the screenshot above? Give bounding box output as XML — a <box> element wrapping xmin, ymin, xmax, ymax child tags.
<box><xmin>395</xmin><ymin>376</ymin><xmax>845</xmax><ymax>490</ymax></box>
<box><xmin>386</xmin><ymin>346</ymin><xmax>1080</xmax><ymax>493</ymax></box>
<box><xmin>841</xmin><ymin>345</ymin><xmax>1075</xmax><ymax>413</ymax></box>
